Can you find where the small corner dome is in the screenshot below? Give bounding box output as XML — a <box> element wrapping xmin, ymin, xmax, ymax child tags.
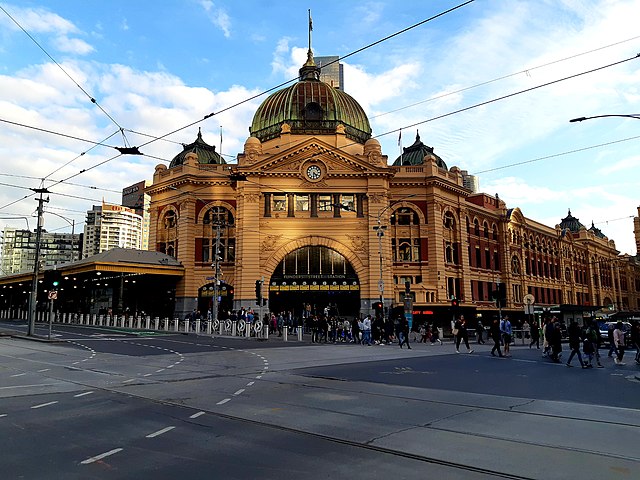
<box><xmin>393</xmin><ymin>131</ymin><xmax>447</xmax><ymax>169</ymax></box>
<box><xmin>169</xmin><ymin>129</ymin><xmax>225</xmax><ymax>168</ymax></box>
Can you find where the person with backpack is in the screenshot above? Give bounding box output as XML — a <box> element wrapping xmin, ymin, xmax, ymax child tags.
<box><xmin>500</xmin><ymin>316</ymin><xmax>512</xmax><ymax>357</ymax></box>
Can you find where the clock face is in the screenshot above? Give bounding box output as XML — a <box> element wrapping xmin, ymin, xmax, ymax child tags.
<box><xmin>306</xmin><ymin>165</ymin><xmax>322</xmax><ymax>180</ymax></box>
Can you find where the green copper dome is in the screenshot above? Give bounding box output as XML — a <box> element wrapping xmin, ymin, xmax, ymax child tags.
<box><xmin>392</xmin><ymin>131</ymin><xmax>447</xmax><ymax>169</ymax></box>
<box><xmin>169</xmin><ymin>129</ymin><xmax>225</xmax><ymax>168</ymax></box>
<box><xmin>250</xmin><ymin>51</ymin><xmax>372</xmax><ymax>144</ymax></box>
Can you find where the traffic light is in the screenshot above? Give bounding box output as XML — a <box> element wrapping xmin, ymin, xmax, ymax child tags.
<box><xmin>451</xmin><ymin>297</ymin><xmax>459</xmax><ymax>308</ymax></box>
<box><xmin>44</xmin><ymin>269</ymin><xmax>62</xmax><ymax>288</ymax></box>
<box><xmin>255</xmin><ymin>280</ymin><xmax>262</xmax><ymax>305</ymax></box>
<box><xmin>373</xmin><ymin>301</ymin><xmax>383</xmax><ymax>316</ymax></box>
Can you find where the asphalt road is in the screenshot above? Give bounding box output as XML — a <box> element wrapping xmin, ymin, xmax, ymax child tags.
<box><xmin>1</xmin><ymin>320</ymin><xmax>639</xmax><ymax>479</ymax></box>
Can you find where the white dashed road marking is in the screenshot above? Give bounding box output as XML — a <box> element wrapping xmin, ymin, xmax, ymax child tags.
<box><xmin>217</xmin><ymin>398</ymin><xmax>231</xmax><ymax>405</ymax></box>
<box><xmin>80</xmin><ymin>448</ymin><xmax>123</xmax><ymax>465</ymax></box>
<box><xmin>74</xmin><ymin>391</ymin><xmax>94</xmax><ymax>398</ymax></box>
<box><xmin>31</xmin><ymin>401</ymin><xmax>58</xmax><ymax>409</ymax></box>
<box><xmin>233</xmin><ymin>389</ymin><xmax>245</xmax><ymax>396</ymax></box>
<box><xmin>146</xmin><ymin>426</ymin><xmax>175</xmax><ymax>438</ymax></box>
<box><xmin>190</xmin><ymin>411</ymin><xmax>205</xmax><ymax>419</ymax></box>
<box><xmin>10</xmin><ymin>373</ymin><xmax>27</xmax><ymax>377</ymax></box>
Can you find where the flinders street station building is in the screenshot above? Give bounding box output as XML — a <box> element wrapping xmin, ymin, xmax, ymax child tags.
<box><xmin>145</xmin><ymin>48</ymin><xmax>640</xmax><ymax>325</ymax></box>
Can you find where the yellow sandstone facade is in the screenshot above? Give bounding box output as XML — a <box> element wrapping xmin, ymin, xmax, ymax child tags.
<box><xmin>146</xmin><ymin>51</ymin><xmax>640</xmax><ymax>325</ymax></box>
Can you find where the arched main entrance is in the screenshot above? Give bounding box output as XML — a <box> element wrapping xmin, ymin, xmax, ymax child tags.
<box><xmin>268</xmin><ymin>246</ymin><xmax>360</xmax><ymax>320</ymax></box>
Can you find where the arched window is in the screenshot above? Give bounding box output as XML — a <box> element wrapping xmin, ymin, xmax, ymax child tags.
<box><xmin>200</xmin><ymin>206</ymin><xmax>236</xmax><ymax>263</ymax></box>
<box><xmin>391</xmin><ymin>207</ymin><xmax>420</xmax><ymax>225</ymax></box>
<box><xmin>474</xmin><ymin>219</ymin><xmax>480</xmax><ymax>236</ymax></box>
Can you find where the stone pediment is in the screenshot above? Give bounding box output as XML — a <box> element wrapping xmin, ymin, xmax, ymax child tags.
<box><xmin>246</xmin><ymin>139</ymin><xmax>389</xmax><ymax>177</ymax></box>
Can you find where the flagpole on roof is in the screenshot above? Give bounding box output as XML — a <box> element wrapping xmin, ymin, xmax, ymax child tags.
<box><xmin>398</xmin><ymin>128</ymin><xmax>403</xmax><ymax>165</ymax></box>
<box><xmin>308</xmin><ymin>9</ymin><xmax>313</xmax><ymax>53</ymax></box>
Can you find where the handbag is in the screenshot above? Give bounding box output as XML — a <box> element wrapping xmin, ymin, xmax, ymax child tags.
<box><xmin>452</xmin><ymin>328</ymin><xmax>459</xmax><ymax>335</ymax></box>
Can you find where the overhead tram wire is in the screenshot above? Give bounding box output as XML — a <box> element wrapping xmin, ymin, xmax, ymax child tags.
<box><xmin>473</xmin><ymin>134</ymin><xmax>640</xmax><ymax>175</ymax></box>
<box><xmin>1</xmin><ymin>1</ymin><xmax>476</xmax><ymax>205</ymax></box>
<box><xmin>370</xmin><ymin>34</ymin><xmax>640</xmax><ymax>120</ymax></box>
<box><xmin>135</xmin><ymin>0</ymin><xmax>476</xmax><ymax>150</ymax></box>
<box><xmin>0</xmin><ymin>5</ymin><xmax>125</xmax><ymax>136</ymax></box>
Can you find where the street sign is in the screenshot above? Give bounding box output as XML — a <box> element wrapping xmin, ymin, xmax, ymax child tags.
<box><xmin>523</xmin><ymin>294</ymin><xmax>535</xmax><ymax>305</ymax></box>
<box><xmin>48</xmin><ymin>290</ymin><xmax>58</xmax><ymax>300</ymax></box>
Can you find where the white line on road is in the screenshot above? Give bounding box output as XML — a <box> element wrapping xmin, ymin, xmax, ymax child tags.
<box><xmin>37</xmin><ymin>369</ymin><xmax>51</xmax><ymax>372</ymax></box>
<box><xmin>0</xmin><ymin>384</ymin><xmax>56</xmax><ymax>390</ymax></box>
<box><xmin>0</xmin><ymin>414</ymin><xmax>7</xmax><ymax>418</ymax></box>
<box><xmin>80</xmin><ymin>448</ymin><xmax>123</xmax><ymax>465</ymax></box>
<box><xmin>74</xmin><ymin>391</ymin><xmax>94</xmax><ymax>398</ymax></box>
<box><xmin>233</xmin><ymin>389</ymin><xmax>245</xmax><ymax>396</ymax></box>
<box><xmin>166</xmin><ymin>365</ymin><xmax>174</xmax><ymax>368</ymax></box>
<box><xmin>122</xmin><ymin>379</ymin><xmax>136</xmax><ymax>383</ymax></box>
<box><xmin>256</xmin><ymin>375</ymin><xmax>262</xmax><ymax>379</ymax></box>
<box><xmin>190</xmin><ymin>411</ymin><xmax>205</xmax><ymax>419</ymax></box>
<box><xmin>143</xmin><ymin>373</ymin><xmax>152</xmax><ymax>377</ymax></box>
<box><xmin>10</xmin><ymin>373</ymin><xmax>27</xmax><ymax>377</ymax></box>
<box><xmin>146</xmin><ymin>426</ymin><xmax>175</xmax><ymax>438</ymax></box>
<box><xmin>246</xmin><ymin>381</ymin><xmax>255</xmax><ymax>386</ymax></box>
<box><xmin>155</xmin><ymin>369</ymin><xmax>165</xmax><ymax>373</ymax></box>
<box><xmin>31</xmin><ymin>401</ymin><xmax>58</xmax><ymax>409</ymax></box>
<box><xmin>217</xmin><ymin>398</ymin><xmax>231</xmax><ymax>405</ymax></box>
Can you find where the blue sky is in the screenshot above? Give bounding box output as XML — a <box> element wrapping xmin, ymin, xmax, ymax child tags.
<box><xmin>0</xmin><ymin>0</ymin><xmax>639</xmax><ymax>256</ymax></box>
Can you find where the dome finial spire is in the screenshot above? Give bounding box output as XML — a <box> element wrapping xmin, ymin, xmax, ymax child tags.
<box><xmin>308</xmin><ymin>9</ymin><xmax>313</xmax><ymax>61</ymax></box>
<box><xmin>299</xmin><ymin>9</ymin><xmax>319</xmax><ymax>80</ymax></box>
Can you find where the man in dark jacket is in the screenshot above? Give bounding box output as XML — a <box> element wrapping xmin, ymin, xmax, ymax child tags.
<box><xmin>490</xmin><ymin>318</ymin><xmax>503</xmax><ymax>357</ymax></box>
<box><xmin>566</xmin><ymin>319</ymin><xmax>586</xmax><ymax>368</ymax></box>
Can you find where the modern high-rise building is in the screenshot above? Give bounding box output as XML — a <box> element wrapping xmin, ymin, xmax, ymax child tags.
<box><xmin>0</xmin><ymin>227</ymin><xmax>81</xmax><ymax>275</ymax></box>
<box><xmin>460</xmin><ymin>170</ymin><xmax>479</xmax><ymax>193</ymax></box>
<box><xmin>122</xmin><ymin>180</ymin><xmax>151</xmax><ymax>250</ymax></box>
<box><xmin>82</xmin><ymin>203</ymin><xmax>143</xmax><ymax>258</ymax></box>
<box><xmin>315</xmin><ymin>55</ymin><xmax>343</xmax><ymax>90</ymax></box>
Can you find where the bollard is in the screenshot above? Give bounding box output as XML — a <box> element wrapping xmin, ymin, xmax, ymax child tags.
<box><xmin>173</xmin><ymin>318</ymin><xmax>179</xmax><ymax>332</ymax></box>
<box><xmin>283</xmin><ymin>327</ymin><xmax>288</xmax><ymax>342</ymax></box>
<box><xmin>206</xmin><ymin>320</ymin><xmax>212</xmax><ymax>335</ymax></box>
<box><xmin>154</xmin><ymin>317</ymin><xmax>159</xmax><ymax>330</ymax></box>
<box><xmin>246</xmin><ymin>322</ymin><xmax>251</xmax><ymax>338</ymax></box>
<box><xmin>298</xmin><ymin>327</ymin><xmax>303</xmax><ymax>342</ymax></box>
<box><xmin>195</xmin><ymin>319</ymin><xmax>201</xmax><ymax>334</ymax></box>
<box><xmin>232</xmin><ymin>321</ymin><xmax>237</xmax><ymax>337</ymax></box>
<box><xmin>219</xmin><ymin>321</ymin><xmax>223</xmax><ymax>335</ymax></box>
<box><xmin>145</xmin><ymin>316</ymin><xmax>151</xmax><ymax>330</ymax></box>
<box><xmin>264</xmin><ymin>324</ymin><xmax>269</xmax><ymax>340</ymax></box>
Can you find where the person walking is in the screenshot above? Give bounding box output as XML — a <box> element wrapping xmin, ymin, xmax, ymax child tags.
<box><xmin>630</xmin><ymin>320</ymin><xmax>640</xmax><ymax>365</ymax></box>
<box><xmin>490</xmin><ymin>318</ymin><xmax>503</xmax><ymax>357</ymax></box>
<box><xmin>549</xmin><ymin>317</ymin><xmax>563</xmax><ymax>363</ymax></box>
<box><xmin>613</xmin><ymin>321</ymin><xmax>626</xmax><ymax>365</ymax></box>
<box><xmin>529</xmin><ymin>320</ymin><xmax>540</xmax><ymax>349</ymax></box>
<box><xmin>475</xmin><ymin>320</ymin><xmax>485</xmax><ymax>344</ymax></box>
<box><xmin>500</xmin><ymin>316</ymin><xmax>512</xmax><ymax>357</ymax></box>
<box><xmin>430</xmin><ymin>323</ymin><xmax>443</xmax><ymax>345</ymax></box>
<box><xmin>566</xmin><ymin>319</ymin><xmax>586</xmax><ymax>368</ymax></box>
<box><xmin>583</xmin><ymin>319</ymin><xmax>602</xmax><ymax>368</ymax></box>
<box><xmin>454</xmin><ymin>315</ymin><xmax>473</xmax><ymax>354</ymax></box>
<box><xmin>398</xmin><ymin>316</ymin><xmax>411</xmax><ymax>349</ymax></box>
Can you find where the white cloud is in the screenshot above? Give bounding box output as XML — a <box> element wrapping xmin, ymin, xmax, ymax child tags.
<box><xmin>52</xmin><ymin>35</ymin><xmax>94</xmax><ymax>55</ymax></box>
<box><xmin>199</xmin><ymin>1</ymin><xmax>231</xmax><ymax>38</ymax></box>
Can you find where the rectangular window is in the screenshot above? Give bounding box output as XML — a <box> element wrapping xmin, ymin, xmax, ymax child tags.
<box><xmin>412</xmin><ymin>238</ymin><xmax>420</xmax><ymax>262</ymax></box>
<box><xmin>340</xmin><ymin>194</ymin><xmax>354</xmax><ymax>211</ymax></box>
<box><xmin>319</xmin><ymin>195</ymin><xmax>332</xmax><ymax>211</ymax></box>
<box><xmin>202</xmin><ymin>239</ymin><xmax>210</xmax><ymax>263</ymax></box>
<box><xmin>273</xmin><ymin>194</ymin><xmax>286</xmax><ymax>211</ymax></box>
<box><xmin>295</xmin><ymin>195</ymin><xmax>309</xmax><ymax>211</ymax></box>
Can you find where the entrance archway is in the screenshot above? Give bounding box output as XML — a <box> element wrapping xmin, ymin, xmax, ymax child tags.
<box><xmin>268</xmin><ymin>246</ymin><xmax>360</xmax><ymax>320</ymax></box>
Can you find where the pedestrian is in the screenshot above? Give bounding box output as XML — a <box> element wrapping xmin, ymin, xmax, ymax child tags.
<box><xmin>419</xmin><ymin>323</ymin><xmax>428</xmax><ymax>343</ymax></box>
<box><xmin>549</xmin><ymin>317</ymin><xmax>563</xmax><ymax>363</ymax></box>
<box><xmin>454</xmin><ymin>315</ymin><xmax>473</xmax><ymax>354</ymax></box>
<box><xmin>613</xmin><ymin>321</ymin><xmax>626</xmax><ymax>365</ymax></box>
<box><xmin>475</xmin><ymin>320</ymin><xmax>485</xmax><ymax>344</ymax></box>
<box><xmin>362</xmin><ymin>315</ymin><xmax>372</xmax><ymax>346</ymax></box>
<box><xmin>398</xmin><ymin>316</ymin><xmax>411</xmax><ymax>349</ymax></box>
<box><xmin>529</xmin><ymin>320</ymin><xmax>540</xmax><ymax>349</ymax></box>
<box><xmin>582</xmin><ymin>319</ymin><xmax>602</xmax><ymax>368</ymax></box>
<box><xmin>490</xmin><ymin>318</ymin><xmax>503</xmax><ymax>357</ymax></box>
<box><xmin>607</xmin><ymin>322</ymin><xmax>618</xmax><ymax>358</ymax></box>
<box><xmin>430</xmin><ymin>323</ymin><xmax>442</xmax><ymax>345</ymax></box>
<box><xmin>566</xmin><ymin>319</ymin><xmax>586</xmax><ymax>368</ymax></box>
<box><xmin>500</xmin><ymin>316</ymin><xmax>512</xmax><ymax>357</ymax></box>
<box><xmin>351</xmin><ymin>317</ymin><xmax>360</xmax><ymax>344</ymax></box>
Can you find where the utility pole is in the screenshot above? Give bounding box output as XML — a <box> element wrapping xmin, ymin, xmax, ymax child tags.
<box><xmin>28</xmin><ymin>188</ymin><xmax>49</xmax><ymax>336</ymax></box>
